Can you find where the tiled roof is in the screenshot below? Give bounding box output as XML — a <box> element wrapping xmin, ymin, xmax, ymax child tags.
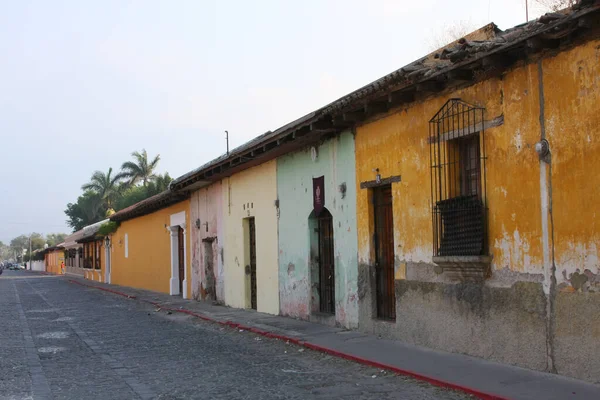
<box><xmin>170</xmin><ymin>1</ymin><xmax>599</xmax><ymax>191</ymax></box>
<box><xmin>109</xmin><ymin>191</ymin><xmax>189</xmax><ymax>222</ymax></box>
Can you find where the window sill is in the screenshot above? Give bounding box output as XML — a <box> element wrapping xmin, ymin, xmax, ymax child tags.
<box><xmin>432</xmin><ymin>256</ymin><xmax>491</xmax><ymax>282</ymax></box>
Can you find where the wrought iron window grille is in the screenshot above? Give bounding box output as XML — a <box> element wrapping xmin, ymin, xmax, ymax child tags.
<box><xmin>429</xmin><ymin>99</ymin><xmax>488</xmax><ymax>258</ymax></box>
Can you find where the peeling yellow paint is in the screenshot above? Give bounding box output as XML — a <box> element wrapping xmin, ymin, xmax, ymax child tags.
<box><xmin>355</xmin><ymin>39</ymin><xmax>600</xmax><ymax>279</ymax></box>
<box><xmin>395</xmin><ymin>263</ymin><xmax>406</xmax><ymax>280</ymax></box>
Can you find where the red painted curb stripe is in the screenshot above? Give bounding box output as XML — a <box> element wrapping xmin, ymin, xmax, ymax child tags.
<box><xmin>67</xmin><ymin>280</ymin><xmax>137</xmax><ymax>299</ymax></box>
<box><xmin>69</xmin><ymin>279</ymin><xmax>510</xmax><ymax>400</ymax></box>
<box><xmin>302</xmin><ymin>342</ymin><xmax>508</xmax><ymax>400</ymax></box>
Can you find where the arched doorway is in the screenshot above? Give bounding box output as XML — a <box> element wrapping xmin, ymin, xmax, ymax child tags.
<box><xmin>309</xmin><ymin>208</ymin><xmax>335</xmax><ymax>314</ymax></box>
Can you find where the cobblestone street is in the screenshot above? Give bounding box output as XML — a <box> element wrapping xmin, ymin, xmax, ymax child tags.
<box><xmin>0</xmin><ymin>271</ymin><xmax>469</xmax><ymax>400</ymax></box>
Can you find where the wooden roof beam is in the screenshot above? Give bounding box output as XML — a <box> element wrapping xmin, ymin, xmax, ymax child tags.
<box><xmin>416</xmin><ymin>80</ymin><xmax>443</xmax><ymax>93</ymax></box>
<box><xmin>446</xmin><ymin>69</ymin><xmax>474</xmax><ymax>83</ymax></box>
<box><xmin>364</xmin><ymin>100</ymin><xmax>388</xmax><ymax>115</ymax></box>
<box><xmin>388</xmin><ymin>90</ymin><xmax>415</xmax><ymax>105</ymax></box>
<box><xmin>342</xmin><ymin>109</ymin><xmax>365</xmax><ymax>122</ymax></box>
<box><xmin>310</xmin><ymin>118</ymin><xmax>334</xmax><ymax>130</ymax></box>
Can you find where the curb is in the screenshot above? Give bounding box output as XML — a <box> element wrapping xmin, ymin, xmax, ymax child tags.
<box><xmin>68</xmin><ymin>279</ymin><xmax>137</xmax><ymax>299</ymax></box>
<box><xmin>67</xmin><ymin>279</ymin><xmax>508</xmax><ymax>400</ymax></box>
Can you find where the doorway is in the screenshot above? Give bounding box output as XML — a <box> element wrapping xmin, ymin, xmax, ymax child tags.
<box><xmin>248</xmin><ymin>217</ymin><xmax>257</xmax><ymax>310</ymax></box>
<box><xmin>202</xmin><ymin>239</ymin><xmax>216</xmax><ymax>300</ymax></box>
<box><xmin>373</xmin><ymin>185</ymin><xmax>395</xmax><ymax>321</ymax></box>
<box><xmin>317</xmin><ymin>210</ymin><xmax>335</xmax><ymax>314</ymax></box>
<box><xmin>178</xmin><ymin>226</ymin><xmax>185</xmax><ymax>295</ymax></box>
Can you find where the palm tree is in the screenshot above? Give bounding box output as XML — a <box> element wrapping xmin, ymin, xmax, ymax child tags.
<box><xmin>81</xmin><ymin>167</ymin><xmax>125</xmax><ymax>209</ymax></box>
<box><xmin>120</xmin><ymin>149</ymin><xmax>160</xmax><ymax>187</ymax></box>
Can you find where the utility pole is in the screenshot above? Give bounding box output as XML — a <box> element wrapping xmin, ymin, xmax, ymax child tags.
<box><xmin>225</xmin><ymin>130</ymin><xmax>230</xmax><ymax>156</ymax></box>
<box><xmin>525</xmin><ymin>0</ymin><xmax>529</xmax><ymax>22</ymax></box>
<box><xmin>28</xmin><ymin>234</ymin><xmax>32</xmax><ymax>270</ymax></box>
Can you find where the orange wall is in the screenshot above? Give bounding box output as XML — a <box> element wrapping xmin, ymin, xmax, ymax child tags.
<box><xmin>45</xmin><ymin>249</ymin><xmax>65</xmax><ymax>275</ymax></box>
<box><xmin>354</xmin><ymin>38</ymin><xmax>600</xmax><ymax>286</ymax></box>
<box><xmin>110</xmin><ymin>200</ymin><xmax>191</xmax><ymax>295</ymax></box>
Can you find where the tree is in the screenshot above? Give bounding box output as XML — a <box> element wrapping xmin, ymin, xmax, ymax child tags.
<box><xmin>113</xmin><ymin>185</ymin><xmax>149</xmax><ymax>211</ymax></box>
<box><xmin>113</xmin><ymin>173</ymin><xmax>173</xmax><ymax>211</ymax></box>
<box><xmin>65</xmin><ymin>190</ymin><xmax>107</xmax><ymax>231</ymax></box>
<box><xmin>30</xmin><ymin>233</ymin><xmax>45</xmax><ymax>250</ymax></box>
<box><xmin>10</xmin><ymin>235</ymin><xmax>29</xmax><ymax>254</ymax></box>
<box><xmin>13</xmin><ymin>233</ymin><xmax>45</xmax><ymax>261</ymax></box>
<box><xmin>534</xmin><ymin>0</ymin><xmax>577</xmax><ymax>12</ymax></box>
<box><xmin>146</xmin><ymin>172</ymin><xmax>173</xmax><ymax>196</ymax></box>
<box><xmin>46</xmin><ymin>233</ymin><xmax>67</xmax><ymax>247</ymax></box>
<box><xmin>81</xmin><ymin>167</ymin><xmax>125</xmax><ymax>209</ymax></box>
<box><xmin>120</xmin><ymin>149</ymin><xmax>161</xmax><ymax>187</ymax></box>
<box><xmin>0</xmin><ymin>241</ymin><xmax>11</xmax><ymax>261</ymax></box>
<box><xmin>427</xmin><ymin>20</ymin><xmax>478</xmax><ymax>52</ymax></box>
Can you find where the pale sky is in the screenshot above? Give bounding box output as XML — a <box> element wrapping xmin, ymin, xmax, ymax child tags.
<box><xmin>0</xmin><ymin>0</ymin><xmax>548</xmax><ymax>243</ymax></box>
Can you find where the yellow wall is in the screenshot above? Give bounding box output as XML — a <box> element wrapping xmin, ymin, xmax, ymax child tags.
<box><xmin>45</xmin><ymin>249</ymin><xmax>65</xmax><ymax>275</ymax></box>
<box><xmin>223</xmin><ymin>160</ymin><xmax>279</xmax><ymax>314</ymax></box>
<box><xmin>83</xmin><ymin>240</ymin><xmax>105</xmax><ymax>282</ymax></box>
<box><xmin>355</xmin><ymin>39</ymin><xmax>600</xmax><ymax>284</ymax></box>
<box><xmin>542</xmin><ymin>41</ymin><xmax>600</xmax><ymax>286</ymax></box>
<box><xmin>111</xmin><ymin>200</ymin><xmax>191</xmax><ymax>295</ymax></box>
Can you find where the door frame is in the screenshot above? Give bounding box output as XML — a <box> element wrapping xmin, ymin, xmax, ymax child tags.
<box><xmin>317</xmin><ymin>209</ymin><xmax>335</xmax><ymax>314</ymax></box>
<box><xmin>244</xmin><ymin>217</ymin><xmax>258</xmax><ymax>310</ymax></box>
<box><xmin>169</xmin><ymin>211</ymin><xmax>188</xmax><ymax>298</ymax></box>
<box><xmin>373</xmin><ymin>184</ymin><xmax>396</xmax><ymax>321</ymax></box>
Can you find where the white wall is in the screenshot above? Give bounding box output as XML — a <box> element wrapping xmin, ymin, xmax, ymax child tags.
<box><xmin>30</xmin><ymin>260</ymin><xmax>45</xmax><ymax>272</ymax></box>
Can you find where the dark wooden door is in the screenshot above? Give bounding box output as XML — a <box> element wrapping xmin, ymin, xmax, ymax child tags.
<box><xmin>374</xmin><ymin>185</ymin><xmax>396</xmax><ymax>320</ymax></box>
<box><xmin>178</xmin><ymin>226</ymin><xmax>185</xmax><ymax>295</ymax></box>
<box><xmin>249</xmin><ymin>218</ymin><xmax>257</xmax><ymax>310</ymax></box>
<box><xmin>318</xmin><ymin>210</ymin><xmax>335</xmax><ymax>314</ymax></box>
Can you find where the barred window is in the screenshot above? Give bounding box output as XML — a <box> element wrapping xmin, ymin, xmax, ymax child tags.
<box><xmin>429</xmin><ymin>99</ymin><xmax>487</xmax><ymax>257</ymax></box>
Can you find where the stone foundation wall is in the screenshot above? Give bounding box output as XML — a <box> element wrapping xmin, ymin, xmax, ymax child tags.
<box><xmin>357</xmin><ymin>263</ymin><xmax>600</xmax><ymax>383</ymax></box>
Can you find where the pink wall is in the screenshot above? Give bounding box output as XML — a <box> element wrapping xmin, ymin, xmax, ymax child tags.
<box><xmin>190</xmin><ymin>182</ymin><xmax>224</xmax><ymax>302</ymax></box>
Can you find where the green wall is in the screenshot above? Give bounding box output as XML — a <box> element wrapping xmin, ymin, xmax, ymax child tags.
<box><xmin>277</xmin><ymin>131</ymin><xmax>358</xmax><ymax>328</ymax></box>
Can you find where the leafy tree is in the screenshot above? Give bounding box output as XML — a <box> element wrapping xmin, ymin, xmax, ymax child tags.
<box><xmin>113</xmin><ymin>173</ymin><xmax>173</xmax><ymax>211</ymax></box>
<box><xmin>65</xmin><ymin>191</ymin><xmax>107</xmax><ymax>231</ymax></box>
<box><xmin>46</xmin><ymin>233</ymin><xmax>68</xmax><ymax>247</ymax></box>
<box><xmin>120</xmin><ymin>149</ymin><xmax>161</xmax><ymax>187</ymax></box>
<box><xmin>30</xmin><ymin>233</ymin><xmax>45</xmax><ymax>250</ymax></box>
<box><xmin>10</xmin><ymin>235</ymin><xmax>29</xmax><ymax>256</ymax></box>
<box><xmin>146</xmin><ymin>172</ymin><xmax>173</xmax><ymax>196</ymax></box>
<box><xmin>0</xmin><ymin>241</ymin><xmax>11</xmax><ymax>261</ymax></box>
<box><xmin>113</xmin><ymin>185</ymin><xmax>149</xmax><ymax>211</ymax></box>
<box><xmin>81</xmin><ymin>167</ymin><xmax>125</xmax><ymax>209</ymax></box>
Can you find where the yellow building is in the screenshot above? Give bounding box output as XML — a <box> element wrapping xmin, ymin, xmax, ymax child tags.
<box><xmin>321</xmin><ymin>9</ymin><xmax>600</xmax><ymax>382</ymax></box>
<box><xmin>44</xmin><ymin>246</ymin><xmax>65</xmax><ymax>275</ymax></box>
<box><xmin>171</xmin><ymin>161</ymin><xmax>279</xmax><ymax>315</ymax></box>
<box><xmin>221</xmin><ymin>161</ymin><xmax>279</xmax><ymax>315</ymax></box>
<box><xmin>109</xmin><ymin>191</ymin><xmax>191</xmax><ymax>298</ymax></box>
<box><xmin>77</xmin><ymin>219</ymin><xmax>109</xmax><ymax>282</ymax></box>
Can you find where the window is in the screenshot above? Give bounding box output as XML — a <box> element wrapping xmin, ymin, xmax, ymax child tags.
<box><xmin>124</xmin><ymin>234</ymin><xmax>129</xmax><ymax>258</ymax></box>
<box><xmin>83</xmin><ymin>243</ymin><xmax>92</xmax><ymax>269</ymax></box>
<box><xmin>429</xmin><ymin>99</ymin><xmax>487</xmax><ymax>257</ymax></box>
<box><xmin>95</xmin><ymin>241</ymin><xmax>101</xmax><ymax>270</ymax></box>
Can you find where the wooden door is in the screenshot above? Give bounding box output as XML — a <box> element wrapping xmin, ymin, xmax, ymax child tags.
<box><xmin>248</xmin><ymin>218</ymin><xmax>257</xmax><ymax>310</ymax></box>
<box><xmin>318</xmin><ymin>210</ymin><xmax>335</xmax><ymax>314</ymax></box>
<box><xmin>178</xmin><ymin>227</ymin><xmax>185</xmax><ymax>295</ymax></box>
<box><xmin>374</xmin><ymin>185</ymin><xmax>395</xmax><ymax>320</ymax></box>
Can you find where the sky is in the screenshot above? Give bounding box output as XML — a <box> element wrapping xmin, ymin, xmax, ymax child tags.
<box><xmin>0</xmin><ymin>0</ymin><xmax>550</xmax><ymax>244</ymax></box>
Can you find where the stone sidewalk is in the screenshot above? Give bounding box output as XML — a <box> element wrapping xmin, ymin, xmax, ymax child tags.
<box><xmin>64</xmin><ymin>274</ymin><xmax>600</xmax><ymax>400</ymax></box>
